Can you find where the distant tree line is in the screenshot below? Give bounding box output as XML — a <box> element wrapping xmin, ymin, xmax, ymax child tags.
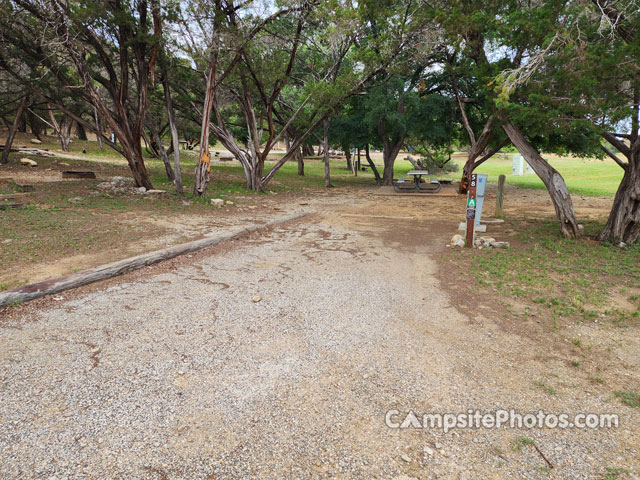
<box><xmin>0</xmin><ymin>0</ymin><xmax>638</xmax><ymax>243</ymax></box>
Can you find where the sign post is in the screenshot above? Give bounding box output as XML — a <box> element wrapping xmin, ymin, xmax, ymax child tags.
<box><xmin>466</xmin><ymin>174</ymin><xmax>477</xmax><ymax>248</ymax></box>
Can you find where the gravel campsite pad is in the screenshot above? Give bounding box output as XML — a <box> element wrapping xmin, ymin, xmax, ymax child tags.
<box><xmin>0</xmin><ymin>197</ymin><xmax>638</xmax><ymax>479</ymax></box>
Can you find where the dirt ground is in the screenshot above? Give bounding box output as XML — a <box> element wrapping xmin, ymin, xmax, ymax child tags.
<box><xmin>1</xmin><ymin>184</ymin><xmax>638</xmax><ymax>479</ymax></box>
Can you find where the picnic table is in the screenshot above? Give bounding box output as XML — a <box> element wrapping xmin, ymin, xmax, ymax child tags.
<box><xmin>393</xmin><ymin>170</ymin><xmax>442</xmax><ymax>193</ymax></box>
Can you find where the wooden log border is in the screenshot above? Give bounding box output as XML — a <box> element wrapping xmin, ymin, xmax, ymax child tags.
<box><xmin>0</xmin><ymin>212</ymin><xmax>311</xmax><ymax>308</ymax></box>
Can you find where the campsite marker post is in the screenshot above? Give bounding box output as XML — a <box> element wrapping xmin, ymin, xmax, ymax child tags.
<box><xmin>466</xmin><ymin>174</ymin><xmax>477</xmax><ymax>248</ymax></box>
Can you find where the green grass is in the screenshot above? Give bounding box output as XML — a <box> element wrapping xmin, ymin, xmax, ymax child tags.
<box><xmin>458</xmin><ymin>220</ymin><xmax>640</xmax><ymax>326</ymax></box>
<box><xmin>534</xmin><ymin>380</ymin><xmax>558</xmax><ymax>395</ymax></box>
<box><xmin>442</xmin><ymin>154</ymin><xmax>622</xmax><ymax>198</ymax></box>
<box><xmin>602</xmin><ymin>467</ymin><xmax>629</xmax><ymax>480</ymax></box>
<box><xmin>6</xmin><ymin>131</ymin><xmax>626</xmax><ymax>197</ymax></box>
<box><xmin>614</xmin><ymin>391</ymin><xmax>640</xmax><ymax>408</ymax></box>
<box><xmin>512</xmin><ymin>436</ymin><xmax>535</xmax><ymax>451</ymax></box>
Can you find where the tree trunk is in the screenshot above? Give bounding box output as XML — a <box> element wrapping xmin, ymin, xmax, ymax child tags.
<box><xmin>75</xmin><ymin>122</ymin><xmax>88</xmax><ymax>141</ymax></box>
<box><xmin>194</xmin><ymin>59</ymin><xmax>216</xmax><ymax>197</ymax></box>
<box><xmin>93</xmin><ymin>107</ymin><xmax>104</xmax><ymax>152</ymax></box>
<box><xmin>1</xmin><ymin>96</ymin><xmax>27</xmax><ymax>164</ymax></box>
<box><xmin>296</xmin><ymin>145</ymin><xmax>304</xmax><ymax>176</ymax></box>
<box><xmin>458</xmin><ymin>139</ymin><xmax>510</xmax><ymax>194</ymax></box>
<box><xmin>48</xmin><ymin>106</ymin><xmax>73</xmax><ymax>152</ymax></box>
<box><xmin>381</xmin><ymin>140</ymin><xmax>403</xmax><ymax>186</ymax></box>
<box><xmin>148</xmin><ymin>119</ymin><xmax>175</xmax><ymax>183</ymax></box>
<box><xmin>365</xmin><ymin>144</ymin><xmax>382</xmax><ymax>185</ymax></box>
<box><xmin>598</xmin><ymin>150</ymin><xmax>640</xmax><ymax>244</ymax></box>
<box><xmin>502</xmin><ymin>121</ymin><xmax>581</xmax><ymax>238</ymax></box>
<box><xmin>323</xmin><ymin>119</ymin><xmax>333</xmax><ymax>188</ymax></box>
<box><xmin>27</xmin><ymin>110</ymin><xmax>42</xmax><ymax>141</ymax></box>
<box><xmin>345</xmin><ymin>147</ymin><xmax>352</xmax><ymax>171</ymax></box>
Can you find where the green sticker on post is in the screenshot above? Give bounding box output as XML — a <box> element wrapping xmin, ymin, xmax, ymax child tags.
<box><xmin>467</xmin><ymin>198</ymin><xmax>476</xmax><ymax>207</ymax></box>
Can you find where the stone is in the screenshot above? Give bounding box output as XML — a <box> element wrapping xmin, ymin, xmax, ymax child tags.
<box><xmin>225</xmin><ymin>200</ymin><xmax>234</xmax><ymax>205</ymax></box>
<box><xmin>136</xmin><ymin>186</ymin><xmax>147</xmax><ymax>193</ymax></box>
<box><xmin>68</xmin><ymin>197</ymin><xmax>83</xmax><ymax>204</ymax></box>
<box><xmin>252</xmin><ymin>296</ymin><xmax>261</xmax><ymax>303</ymax></box>
<box><xmin>19</xmin><ymin>158</ymin><xmax>37</xmax><ymax>167</ymax></box>
<box><xmin>29</xmin><ymin>138</ymin><xmax>42</xmax><ymax>144</ymax></box>
<box><xmin>435</xmin><ymin>442</ymin><xmax>443</xmax><ymax>449</ymax></box>
<box><xmin>450</xmin><ymin>234</ymin><xmax>463</xmax><ymax>244</ymax></box>
<box><xmin>110</xmin><ymin>176</ymin><xmax>135</xmax><ymax>188</ymax></box>
<box><xmin>400</xmin><ymin>454</ymin><xmax>411</xmax><ymax>462</ymax></box>
<box><xmin>211</xmin><ymin>198</ymin><xmax>224</xmax><ymax>207</ymax></box>
<box><xmin>424</xmin><ymin>446</ymin><xmax>434</xmax><ymax>456</ymax></box>
<box><xmin>490</xmin><ymin>241</ymin><xmax>510</xmax><ymax>248</ymax></box>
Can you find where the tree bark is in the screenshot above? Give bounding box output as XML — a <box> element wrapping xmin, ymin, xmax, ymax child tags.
<box><xmin>27</xmin><ymin>109</ymin><xmax>42</xmax><ymax>140</ymax></box>
<box><xmin>345</xmin><ymin>147</ymin><xmax>352</xmax><ymax>171</ymax></box>
<box><xmin>502</xmin><ymin>121</ymin><xmax>581</xmax><ymax>238</ymax></box>
<box><xmin>365</xmin><ymin>144</ymin><xmax>382</xmax><ymax>185</ymax></box>
<box><xmin>75</xmin><ymin>121</ymin><xmax>88</xmax><ymax>141</ymax></box>
<box><xmin>48</xmin><ymin>106</ymin><xmax>73</xmax><ymax>151</ymax></box>
<box><xmin>323</xmin><ymin>119</ymin><xmax>333</xmax><ymax>188</ymax></box>
<box><xmin>147</xmin><ymin>118</ymin><xmax>175</xmax><ymax>183</ymax></box>
<box><xmin>162</xmin><ymin>75</ymin><xmax>182</xmax><ymax>194</ymax></box>
<box><xmin>459</xmin><ymin>138</ymin><xmax>510</xmax><ymax>194</ymax></box>
<box><xmin>194</xmin><ymin>58</ymin><xmax>216</xmax><ymax>197</ymax></box>
<box><xmin>378</xmin><ymin>119</ymin><xmax>403</xmax><ymax>186</ymax></box>
<box><xmin>1</xmin><ymin>95</ymin><xmax>27</xmax><ymax>164</ymax></box>
<box><xmin>297</xmin><ymin>146</ymin><xmax>304</xmax><ymax>176</ymax></box>
<box><xmin>597</xmin><ymin>150</ymin><xmax>640</xmax><ymax>244</ymax></box>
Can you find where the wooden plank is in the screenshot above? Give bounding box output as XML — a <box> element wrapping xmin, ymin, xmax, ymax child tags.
<box><xmin>0</xmin><ymin>212</ymin><xmax>311</xmax><ymax>308</ymax></box>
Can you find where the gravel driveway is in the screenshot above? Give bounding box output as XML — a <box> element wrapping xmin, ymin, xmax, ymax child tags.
<box><xmin>1</xmin><ymin>197</ymin><xmax>638</xmax><ymax>479</ymax></box>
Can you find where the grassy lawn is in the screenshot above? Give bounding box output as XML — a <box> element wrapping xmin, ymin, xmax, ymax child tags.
<box><xmin>394</xmin><ymin>153</ymin><xmax>623</xmax><ymax>198</ymax></box>
<box><xmin>448</xmin><ymin>219</ymin><xmax>640</xmax><ymax>327</ymax></box>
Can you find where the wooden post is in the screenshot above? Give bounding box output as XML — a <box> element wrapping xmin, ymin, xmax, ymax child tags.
<box><xmin>466</xmin><ymin>173</ymin><xmax>477</xmax><ymax>248</ymax></box>
<box><xmin>1</xmin><ymin>96</ymin><xmax>28</xmax><ymax>164</ymax></box>
<box><xmin>496</xmin><ymin>174</ymin><xmax>506</xmax><ymax>218</ymax></box>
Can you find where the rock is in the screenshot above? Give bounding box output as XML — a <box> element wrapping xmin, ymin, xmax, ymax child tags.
<box><xmin>178</xmin><ymin>370</ymin><xmax>185</xmax><ymax>376</ymax></box>
<box><xmin>29</xmin><ymin>138</ymin><xmax>42</xmax><ymax>144</ymax></box>
<box><xmin>19</xmin><ymin>158</ymin><xmax>37</xmax><ymax>167</ymax></box>
<box><xmin>2</xmin><ymin>239</ymin><xmax>12</xmax><ymax>244</ymax></box>
<box><xmin>225</xmin><ymin>200</ymin><xmax>234</xmax><ymax>205</ymax></box>
<box><xmin>490</xmin><ymin>241</ymin><xmax>510</xmax><ymax>248</ymax></box>
<box><xmin>211</xmin><ymin>198</ymin><xmax>224</xmax><ymax>207</ymax></box>
<box><xmin>424</xmin><ymin>446</ymin><xmax>434</xmax><ymax>456</ymax></box>
<box><xmin>68</xmin><ymin>197</ymin><xmax>83</xmax><ymax>204</ymax></box>
<box><xmin>435</xmin><ymin>442</ymin><xmax>443</xmax><ymax>449</ymax></box>
<box><xmin>400</xmin><ymin>454</ymin><xmax>411</xmax><ymax>462</ymax></box>
<box><xmin>110</xmin><ymin>176</ymin><xmax>135</xmax><ymax>188</ymax></box>
<box><xmin>618</xmin><ymin>242</ymin><xmax>627</xmax><ymax>248</ymax></box>
<box><xmin>252</xmin><ymin>296</ymin><xmax>261</xmax><ymax>303</ymax></box>
<box><xmin>478</xmin><ymin>236</ymin><xmax>495</xmax><ymax>244</ymax></box>
<box><xmin>136</xmin><ymin>186</ymin><xmax>147</xmax><ymax>193</ymax></box>
<box><xmin>450</xmin><ymin>234</ymin><xmax>463</xmax><ymax>244</ymax></box>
